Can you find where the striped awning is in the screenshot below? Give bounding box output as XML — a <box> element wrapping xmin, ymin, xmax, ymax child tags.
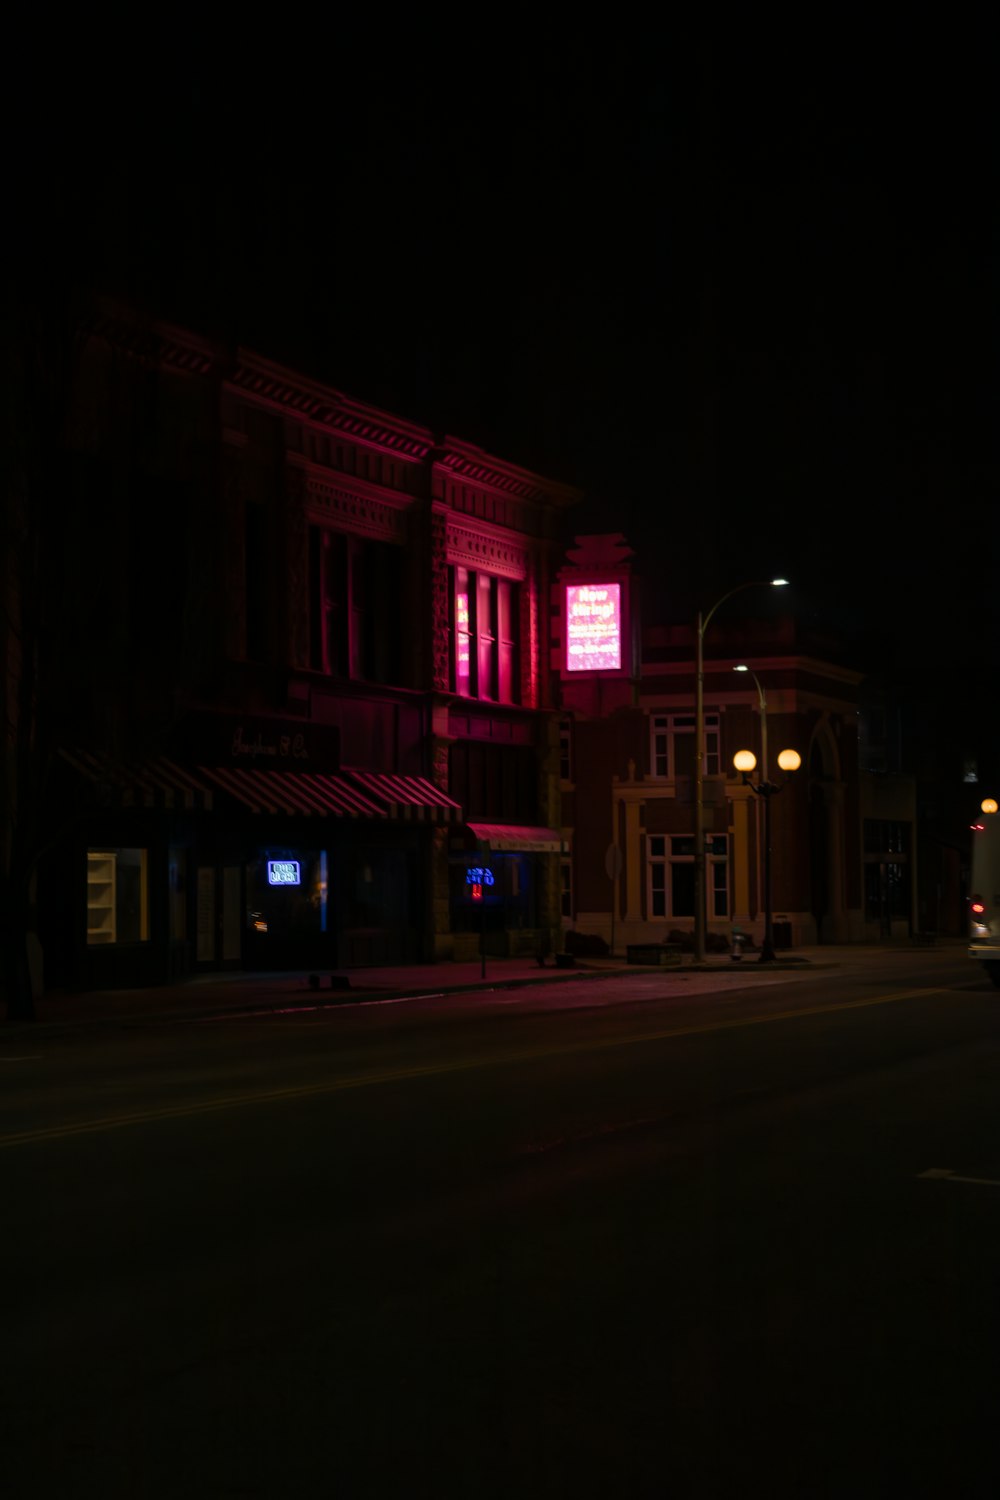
<box><xmin>58</xmin><ymin>749</ymin><xmax>463</xmax><ymax>824</ymax></box>
<box><xmin>466</xmin><ymin>822</ymin><xmax>564</xmax><ymax>852</ymax></box>
<box><xmin>342</xmin><ymin>768</ymin><xmax>463</xmax><ymax>823</ymax></box>
<box><xmin>196</xmin><ymin>766</ymin><xmax>387</xmax><ymax>818</ymax></box>
<box><xmin>59</xmin><ymin>749</ymin><xmax>215</xmax><ymax>810</ymax></box>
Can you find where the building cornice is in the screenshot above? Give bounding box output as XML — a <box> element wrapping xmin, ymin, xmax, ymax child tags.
<box><xmin>80</xmin><ymin>301</ymin><xmax>582</xmax><ymax>508</ymax></box>
<box><xmin>433</xmin><ymin>438</ymin><xmax>582</xmax><ymax>510</ymax></box>
<box><xmin>81</xmin><ymin>303</ymin><xmax>218</xmax><ymax>378</ymax></box>
<box><xmin>228</xmin><ymin>355</ymin><xmax>432</xmax><ymax>460</ymax></box>
<box><xmin>640</xmin><ymin>654</ymin><xmax>864</xmax><ymax>688</ymax></box>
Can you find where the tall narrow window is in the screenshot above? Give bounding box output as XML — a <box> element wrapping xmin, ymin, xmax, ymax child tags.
<box><xmin>245</xmin><ymin>500</ymin><xmax>268</xmax><ymax>661</ymax></box>
<box><xmin>559</xmin><ymin>718</ymin><xmax>573</xmax><ymax>782</ymax></box>
<box><xmin>497</xmin><ymin>580</ymin><xmax>517</xmax><ymax>702</ymax></box>
<box><xmin>310</xmin><ymin>528</ymin><xmax>344</xmax><ymax>675</ymax></box>
<box><xmin>455</xmin><ymin>567</ymin><xmax>471</xmax><ymax>697</ymax></box>
<box><xmin>651</xmin><ymin>715</ymin><xmax>669</xmax><ymax>777</ymax></box>
<box><xmin>707</xmin><ymin>835</ymin><xmax>729</xmax><ymax>918</ymax></box>
<box><xmin>649</xmin><ymin>836</ymin><xmax>668</xmax><ymax>917</ymax></box>
<box><xmin>477</xmin><ymin>571</ymin><xmax>495</xmax><ymax>699</ymax></box>
<box><xmin>561</xmin><ymin>855</ymin><xmax>573</xmax><ymax>919</ymax></box>
<box><xmin>309</xmin><ymin>528</ymin><xmax>402</xmax><ymax>683</ymax></box>
<box><xmin>349</xmin><ymin>542</ymin><xmax>366</xmax><ymax>680</ymax></box>
<box><xmin>452</xmin><ymin>568</ymin><xmax>520</xmax><ymax>703</ymax></box>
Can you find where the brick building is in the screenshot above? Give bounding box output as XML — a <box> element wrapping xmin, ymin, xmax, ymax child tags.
<box><xmin>7</xmin><ymin>305</ymin><xmax>941</xmax><ymax>1005</ymax></box>
<box><xmin>551</xmin><ymin>536</ymin><xmax>920</xmax><ymax>953</ymax></box>
<box><xmin>20</xmin><ymin>302</ymin><xmax>579</xmax><ymax>992</ymax></box>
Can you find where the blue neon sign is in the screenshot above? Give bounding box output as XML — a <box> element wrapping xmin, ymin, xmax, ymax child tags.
<box><xmin>267</xmin><ymin>860</ymin><xmax>301</xmax><ymax>886</ymax></box>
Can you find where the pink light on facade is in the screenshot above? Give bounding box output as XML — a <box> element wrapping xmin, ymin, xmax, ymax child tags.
<box><xmin>565</xmin><ymin>583</ymin><xmax>622</xmax><ymax>672</ymax></box>
<box><xmin>456</xmin><ymin>591</ymin><xmax>470</xmax><ymax>694</ymax></box>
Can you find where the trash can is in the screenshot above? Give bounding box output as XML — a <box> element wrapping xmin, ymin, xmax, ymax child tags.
<box><xmin>772</xmin><ymin>920</ymin><xmax>792</xmax><ymax>950</ymax></box>
<box><xmin>731</xmin><ymin>930</ymin><xmax>746</xmax><ymax>961</ymax></box>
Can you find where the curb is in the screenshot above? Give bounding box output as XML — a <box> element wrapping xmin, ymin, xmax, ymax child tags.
<box><xmin>2</xmin><ymin>955</ymin><xmax>827</xmax><ymax>1034</ymax></box>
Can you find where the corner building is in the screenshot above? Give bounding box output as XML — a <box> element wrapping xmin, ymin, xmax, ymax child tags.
<box><xmin>551</xmin><ymin>537</ymin><xmax>912</xmax><ymax>952</ymax></box>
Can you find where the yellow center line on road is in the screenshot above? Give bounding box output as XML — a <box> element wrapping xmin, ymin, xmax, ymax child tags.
<box><xmin>0</xmin><ymin>986</ymin><xmax>949</xmax><ymax>1150</ymax></box>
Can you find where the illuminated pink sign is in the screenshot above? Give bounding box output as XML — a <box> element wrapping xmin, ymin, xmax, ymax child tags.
<box><xmin>565</xmin><ymin>583</ymin><xmax>622</xmax><ymax>672</ymax></box>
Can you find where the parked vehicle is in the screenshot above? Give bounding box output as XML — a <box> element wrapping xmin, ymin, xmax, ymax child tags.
<box><xmin>969</xmin><ymin>797</ymin><xmax>1000</xmax><ymax>987</ymax></box>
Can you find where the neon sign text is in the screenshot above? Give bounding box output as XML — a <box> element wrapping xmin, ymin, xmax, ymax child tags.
<box><xmin>267</xmin><ymin>860</ymin><xmax>301</xmax><ymax>886</ymax></box>
<box><xmin>565</xmin><ymin>583</ymin><xmax>622</xmax><ymax>672</ymax></box>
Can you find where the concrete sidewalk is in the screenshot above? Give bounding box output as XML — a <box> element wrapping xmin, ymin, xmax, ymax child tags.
<box><xmin>7</xmin><ymin>937</ymin><xmax>964</xmax><ymax>1032</ymax></box>
<box><xmin>5</xmin><ymin>945</ymin><xmax>831</xmax><ymax>1031</ymax></box>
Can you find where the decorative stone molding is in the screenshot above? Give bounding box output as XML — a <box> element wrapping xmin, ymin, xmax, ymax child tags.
<box><xmin>229</xmin><ymin>361</ymin><xmax>431</xmax><ymax>459</ymax></box>
<box><xmin>304</xmin><ymin>475</ymin><xmax>408</xmax><ymax>545</ymax></box>
<box><xmin>434</xmin><ymin>444</ymin><xmax>582</xmax><ymax>511</ymax></box>
<box><xmin>83</xmin><ymin>306</ymin><xmax>217</xmax><ymax>379</ymax></box>
<box><xmin>446</xmin><ymin>521</ymin><xmax>528</xmax><ymax>581</ymax></box>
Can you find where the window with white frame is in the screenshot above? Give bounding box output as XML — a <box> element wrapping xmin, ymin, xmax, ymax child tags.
<box><xmin>650</xmin><ymin>713</ymin><xmax>720</xmax><ymax>779</ymax></box>
<box><xmin>647</xmin><ymin>833</ymin><xmax>729</xmax><ymax>919</ymax></box>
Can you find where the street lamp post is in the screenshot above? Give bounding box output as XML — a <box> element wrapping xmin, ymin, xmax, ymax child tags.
<box><xmin>733</xmin><ymin>718</ymin><xmax>801</xmax><ymax>963</ymax></box>
<box><xmin>734</xmin><ymin>663</ymin><xmax>768</xmax><ymax>784</ymax></box>
<box><xmin>693</xmin><ymin>579</ymin><xmax>788</xmax><ymax>963</ymax></box>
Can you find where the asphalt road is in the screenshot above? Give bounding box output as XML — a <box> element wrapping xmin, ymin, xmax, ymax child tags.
<box><xmin>3</xmin><ymin>949</ymin><xmax>999</xmax><ymax>1498</ymax></box>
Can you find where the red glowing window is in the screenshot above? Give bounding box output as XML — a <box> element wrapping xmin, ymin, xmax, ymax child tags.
<box><xmin>456</xmin><ymin>589</ymin><xmax>471</xmax><ymax>696</ymax></box>
<box><xmin>452</xmin><ymin>568</ymin><xmax>520</xmax><ymax>703</ymax></box>
<box><xmin>565</xmin><ymin>583</ymin><xmax>622</xmax><ymax>672</ymax></box>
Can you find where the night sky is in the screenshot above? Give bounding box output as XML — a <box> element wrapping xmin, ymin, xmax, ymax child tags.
<box><xmin>12</xmin><ymin>27</ymin><xmax>997</xmax><ymax>747</ymax></box>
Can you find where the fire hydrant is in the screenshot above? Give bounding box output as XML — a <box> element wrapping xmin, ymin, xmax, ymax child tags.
<box><xmin>731</xmin><ymin>928</ymin><xmax>746</xmax><ymax>961</ymax></box>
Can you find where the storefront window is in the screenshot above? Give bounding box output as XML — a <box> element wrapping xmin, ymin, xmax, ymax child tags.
<box><xmin>87</xmin><ymin>847</ymin><xmax>149</xmax><ymax>945</ymax></box>
<box><xmin>246</xmin><ymin>849</ymin><xmax>328</xmax><ymax>940</ymax></box>
<box><xmin>449</xmin><ymin>853</ymin><xmax>539</xmax><ymax>932</ymax></box>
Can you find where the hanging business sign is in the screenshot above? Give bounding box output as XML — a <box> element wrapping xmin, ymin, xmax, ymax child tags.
<box><xmin>267</xmin><ymin>860</ymin><xmax>301</xmax><ymax>886</ymax></box>
<box><xmin>565</xmin><ymin>583</ymin><xmax>622</xmax><ymax>672</ymax></box>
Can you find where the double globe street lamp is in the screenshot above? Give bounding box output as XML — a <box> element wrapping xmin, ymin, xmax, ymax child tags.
<box><xmin>733</xmin><ymin>663</ymin><xmax>800</xmax><ymax>962</ymax></box>
<box><xmin>693</xmin><ymin>579</ymin><xmax>789</xmax><ymax>963</ymax></box>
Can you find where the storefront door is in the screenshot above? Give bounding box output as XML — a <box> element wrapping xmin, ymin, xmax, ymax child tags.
<box><xmin>196</xmin><ymin>863</ymin><xmax>243</xmax><ymax>968</ymax></box>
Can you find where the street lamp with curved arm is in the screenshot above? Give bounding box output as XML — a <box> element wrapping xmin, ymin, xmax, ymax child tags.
<box><xmin>693</xmin><ymin>579</ymin><xmax>788</xmax><ymax>963</ymax></box>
